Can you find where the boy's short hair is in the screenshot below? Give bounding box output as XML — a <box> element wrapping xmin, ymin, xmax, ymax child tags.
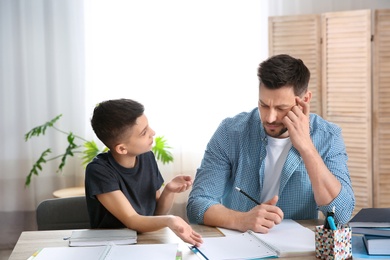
<box><xmin>91</xmin><ymin>99</ymin><xmax>144</xmax><ymax>149</ymax></box>
<box><xmin>257</xmin><ymin>54</ymin><xmax>310</xmax><ymax>97</ymax></box>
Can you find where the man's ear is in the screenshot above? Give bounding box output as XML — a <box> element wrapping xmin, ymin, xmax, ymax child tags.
<box><xmin>114</xmin><ymin>143</ymin><xmax>128</xmax><ymax>155</ymax></box>
<box><xmin>303</xmin><ymin>91</ymin><xmax>312</xmax><ymax>103</ymax></box>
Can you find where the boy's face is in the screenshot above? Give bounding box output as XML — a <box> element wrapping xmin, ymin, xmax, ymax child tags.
<box><xmin>121</xmin><ymin>114</ymin><xmax>156</xmax><ymax>156</ymax></box>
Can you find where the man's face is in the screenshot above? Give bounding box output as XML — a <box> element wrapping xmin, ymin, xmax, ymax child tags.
<box><xmin>258</xmin><ymin>84</ymin><xmax>297</xmax><ymax>138</ymax></box>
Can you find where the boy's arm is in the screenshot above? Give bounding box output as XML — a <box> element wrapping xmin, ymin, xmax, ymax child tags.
<box><xmin>155</xmin><ymin>175</ymin><xmax>193</xmax><ymax>215</ymax></box>
<box><xmin>97</xmin><ymin>190</ymin><xmax>169</xmax><ymax>232</ymax></box>
<box><xmin>97</xmin><ymin>190</ymin><xmax>203</xmax><ymax>246</ymax></box>
<box><xmin>154</xmin><ymin>189</ymin><xmax>175</xmax><ymax>215</ymax></box>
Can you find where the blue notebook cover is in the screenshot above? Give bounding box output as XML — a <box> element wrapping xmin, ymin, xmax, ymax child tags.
<box><xmin>352</xmin><ymin>236</ymin><xmax>390</xmax><ymax>259</ymax></box>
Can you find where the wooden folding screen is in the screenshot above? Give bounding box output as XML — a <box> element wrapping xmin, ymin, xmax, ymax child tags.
<box><xmin>373</xmin><ymin>9</ymin><xmax>390</xmax><ymax>208</ymax></box>
<box><xmin>321</xmin><ymin>10</ymin><xmax>372</xmax><ymax>213</ymax></box>
<box><xmin>268</xmin><ymin>15</ymin><xmax>322</xmax><ymax>115</ymax></box>
<box><xmin>269</xmin><ymin>9</ymin><xmax>390</xmax><ymax>214</ymax></box>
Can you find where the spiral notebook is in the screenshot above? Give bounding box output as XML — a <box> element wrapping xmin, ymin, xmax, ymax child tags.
<box><xmin>194</xmin><ymin>219</ymin><xmax>315</xmax><ymax>260</ymax></box>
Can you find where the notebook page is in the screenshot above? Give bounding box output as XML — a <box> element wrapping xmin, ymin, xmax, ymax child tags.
<box><xmin>33</xmin><ymin>246</ymin><xmax>107</xmax><ymax>260</ymax></box>
<box><xmin>253</xmin><ymin>219</ymin><xmax>315</xmax><ymax>257</ymax></box>
<box><xmin>218</xmin><ymin>219</ymin><xmax>315</xmax><ymax>257</ymax></box>
<box><xmin>196</xmin><ymin>232</ymin><xmax>277</xmax><ymax>260</ymax></box>
<box><xmin>105</xmin><ymin>243</ymin><xmax>178</xmax><ymax>260</ymax></box>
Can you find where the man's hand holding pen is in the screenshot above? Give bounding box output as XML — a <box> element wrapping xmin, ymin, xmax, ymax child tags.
<box><xmin>241</xmin><ymin>195</ymin><xmax>284</xmax><ymax>233</ymax></box>
<box><xmin>235</xmin><ymin>188</ymin><xmax>284</xmax><ymax>233</ymax></box>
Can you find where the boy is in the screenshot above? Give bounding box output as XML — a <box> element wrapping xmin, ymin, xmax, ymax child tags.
<box><xmin>85</xmin><ymin>98</ymin><xmax>202</xmax><ymax>247</ymax></box>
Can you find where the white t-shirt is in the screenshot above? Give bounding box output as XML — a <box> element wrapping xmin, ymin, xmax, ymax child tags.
<box><xmin>260</xmin><ymin>136</ymin><xmax>292</xmax><ymax>203</ymax></box>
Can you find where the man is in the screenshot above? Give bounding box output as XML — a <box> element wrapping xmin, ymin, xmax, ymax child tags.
<box><xmin>187</xmin><ymin>54</ymin><xmax>355</xmax><ymax>233</ymax></box>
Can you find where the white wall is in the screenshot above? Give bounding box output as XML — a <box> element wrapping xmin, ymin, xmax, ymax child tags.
<box><xmin>84</xmin><ymin>0</ymin><xmax>269</xmax><ymax>183</ymax></box>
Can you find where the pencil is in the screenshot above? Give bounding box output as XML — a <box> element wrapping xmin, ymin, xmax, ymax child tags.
<box><xmin>235</xmin><ymin>187</ymin><xmax>261</xmax><ymax>205</ymax></box>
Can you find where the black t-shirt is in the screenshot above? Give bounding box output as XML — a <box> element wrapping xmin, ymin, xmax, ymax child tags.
<box><xmin>85</xmin><ymin>151</ymin><xmax>164</xmax><ymax>228</ymax></box>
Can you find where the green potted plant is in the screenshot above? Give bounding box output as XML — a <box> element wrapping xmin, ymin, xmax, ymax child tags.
<box><xmin>24</xmin><ymin>114</ymin><xmax>173</xmax><ymax>186</ymax></box>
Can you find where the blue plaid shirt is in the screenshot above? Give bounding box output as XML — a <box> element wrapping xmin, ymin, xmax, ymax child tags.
<box><xmin>187</xmin><ymin>108</ymin><xmax>355</xmax><ymax>225</ymax></box>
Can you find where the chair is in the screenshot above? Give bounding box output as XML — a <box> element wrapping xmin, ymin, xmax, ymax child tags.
<box><xmin>36</xmin><ymin>196</ymin><xmax>90</xmax><ymax>230</ymax></box>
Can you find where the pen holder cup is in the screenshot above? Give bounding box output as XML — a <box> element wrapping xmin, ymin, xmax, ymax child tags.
<box><xmin>315</xmin><ymin>225</ymin><xmax>352</xmax><ymax>260</ymax></box>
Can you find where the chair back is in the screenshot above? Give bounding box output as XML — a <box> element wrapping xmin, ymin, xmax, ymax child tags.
<box><xmin>36</xmin><ymin>196</ymin><xmax>90</xmax><ymax>230</ymax></box>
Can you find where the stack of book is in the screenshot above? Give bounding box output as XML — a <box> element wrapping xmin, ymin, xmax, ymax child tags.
<box><xmin>349</xmin><ymin>208</ymin><xmax>390</xmax><ymax>256</ymax></box>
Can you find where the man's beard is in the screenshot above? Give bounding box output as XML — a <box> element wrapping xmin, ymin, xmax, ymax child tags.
<box><xmin>264</xmin><ymin>125</ymin><xmax>288</xmax><ymax>138</ymax></box>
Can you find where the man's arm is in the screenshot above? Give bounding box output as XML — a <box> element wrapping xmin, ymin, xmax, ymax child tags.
<box><xmin>283</xmin><ymin>97</ymin><xmax>342</xmax><ymax>205</ymax></box>
<box><xmin>203</xmin><ymin>196</ymin><xmax>284</xmax><ymax>233</ymax></box>
<box><xmin>299</xmin><ymin>144</ymin><xmax>342</xmax><ymax>205</ymax></box>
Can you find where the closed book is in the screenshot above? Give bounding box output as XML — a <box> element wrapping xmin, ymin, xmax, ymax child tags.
<box><xmin>69</xmin><ymin>229</ymin><xmax>137</xmax><ymax>247</ymax></box>
<box><xmin>349</xmin><ymin>208</ymin><xmax>390</xmax><ymax>228</ymax></box>
<box><xmin>352</xmin><ymin>236</ymin><xmax>390</xmax><ymax>259</ymax></box>
<box><xmin>363</xmin><ymin>235</ymin><xmax>390</xmax><ymax>255</ymax></box>
<box><xmin>352</xmin><ymin>227</ymin><xmax>390</xmax><ymax>237</ymax></box>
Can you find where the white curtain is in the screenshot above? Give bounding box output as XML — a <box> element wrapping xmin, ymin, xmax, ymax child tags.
<box><xmin>0</xmin><ymin>0</ymin><xmax>85</xmax><ymax>213</ymax></box>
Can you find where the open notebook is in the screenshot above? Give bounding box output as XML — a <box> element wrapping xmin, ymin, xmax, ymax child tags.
<box><xmin>193</xmin><ymin>219</ymin><xmax>315</xmax><ymax>259</ymax></box>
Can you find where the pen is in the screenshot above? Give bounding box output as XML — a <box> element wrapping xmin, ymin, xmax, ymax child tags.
<box><xmin>189</xmin><ymin>245</ymin><xmax>209</xmax><ymax>260</ymax></box>
<box><xmin>324</xmin><ymin>206</ymin><xmax>336</xmax><ymax>229</ymax></box>
<box><xmin>235</xmin><ymin>187</ymin><xmax>260</xmax><ymax>205</ymax></box>
<box><xmin>327</xmin><ymin>216</ymin><xmax>337</xmax><ymax>230</ymax></box>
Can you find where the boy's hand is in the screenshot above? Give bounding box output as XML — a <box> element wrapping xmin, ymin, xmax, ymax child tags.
<box><xmin>165</xmin><ymin>175</ymin><xmax>193</xmax><ymax>193</ymax></box>
<box><xmin>168</xmin><ymin>216</ymin><xmax>203</xmax><ymax>247</ymax></box>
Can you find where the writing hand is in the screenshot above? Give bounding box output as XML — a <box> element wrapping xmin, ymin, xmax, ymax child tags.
<box><xmin>240</xmin><ymin>195</ymin><xmax>284</xmax><ymax>233</ymax></box>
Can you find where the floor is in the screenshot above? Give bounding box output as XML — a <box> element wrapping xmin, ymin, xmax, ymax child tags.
<box><xmin>0</xmin><ymin>211</ymin><xmax>37</xmax><ymax>260</ymax></box>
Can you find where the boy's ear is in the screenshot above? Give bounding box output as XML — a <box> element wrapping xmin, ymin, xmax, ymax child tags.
<box><xmin>114</xmin><ymin>143</ymin><xmax>128</xmax><ymax>155</ymax></box>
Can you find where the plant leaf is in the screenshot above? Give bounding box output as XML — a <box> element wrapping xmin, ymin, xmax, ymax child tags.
<box><xmin>24</xmin><ymin>114</ymin><xmax>62</xmax><ymax>141</ymax></box>
<box><xmin>25</xmin><ymin>148</ymin><xmax>51</xmax><ymax>186</ymax></box>
<box><xmin>152</xmin><ymin>136</ymin><xmax>174</xmax><ymax>164</ymax></box>
<box><xmin>57</xmin><ymin>133</ymin><xmax>79</xmax><ymax>172</ymax></box>
<box><xmin>82</xmin><ymin>141</ymin><xmax>108</xmax><ymax>167</ymax></box>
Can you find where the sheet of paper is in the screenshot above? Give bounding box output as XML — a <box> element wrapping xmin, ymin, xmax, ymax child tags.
<box><xmin>105</xmin><ymin>243</ymin><xmax>178</xmax><ymax>260</ymax></box>
<box><xmin>32</xmin><ymin>243</ymin><xmax>178</xmax><ymax>260</ymax></box>
<box><xmin>218</xmin><ymin>219</ymin><xmax>315</xmax><ymax>257</ymax></box>
<box><xmin>33</xmin><ymin>247</ymin><xmax>107</xmax><ymax>260</ymax></box>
